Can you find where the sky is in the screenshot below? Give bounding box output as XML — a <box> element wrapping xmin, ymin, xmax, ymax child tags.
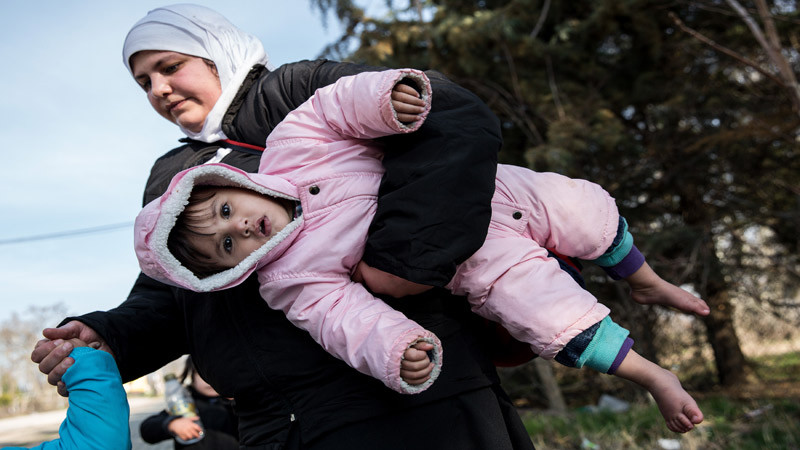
<box><xmin>0</xmin><ymin>1</ymin><xmax>347</xmax><ymax>323</ymax></box>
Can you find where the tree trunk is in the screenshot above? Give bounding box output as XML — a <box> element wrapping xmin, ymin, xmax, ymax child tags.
<box><xmin>532</xmin><ymin>358</ymin><xmax>567</xmax><ymax>413</ymax></box>
<box><xmin>679</xmin><ymin>186</ymin><xmax>752</xmax><ymax>387</ymax></box>
<box><xmin>700</xmin><ymin>238</ymin><xmax>753</xmax><ymax>386</ymax></box>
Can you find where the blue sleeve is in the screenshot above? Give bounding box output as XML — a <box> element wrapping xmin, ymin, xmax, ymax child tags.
<box><xmin>575</xmin><ymin>317</ymin><xmax>630</xmax><ymax>373</ymax></box>
<box><xmin>21</xmin><ymin>347</ymin><xmax>131</xmax><ymax>450</ymax></box>
<box><xmin>554</xmin><ymin>316</ymin><xmax>630</xmax><ymax>374</ymax></box>
<box><xmin>554</xmin><ymin>321</ymin><xmax>600</xmax><ymax>368</ymax></box>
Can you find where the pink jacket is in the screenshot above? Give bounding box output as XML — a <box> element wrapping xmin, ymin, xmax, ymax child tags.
<box><xmin>135</xmin><ymin>69</ymin><xmax>614</xmax><ymax>394</ymax></box>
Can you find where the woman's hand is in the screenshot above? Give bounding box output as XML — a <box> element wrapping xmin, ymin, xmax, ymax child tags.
<box><xmin>391</xmin><ymin>82</ymin><xmax>426</xmax><ymax>124</ymax></box>
<box><xmin>352</xmin><ymin>261</ymin><xmax>432</xmax><ymax>298</ymax></box>
<box><xmin>31</xmin><ymin>321</ymin><xmax>113</xmax><ymax>397</ymax></box>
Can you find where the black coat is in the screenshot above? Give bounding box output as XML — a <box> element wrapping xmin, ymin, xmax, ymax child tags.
<box><xmin>68</xmin><ymin>60</ymin><xmax>532</xmax><ymax>449</ymax></box>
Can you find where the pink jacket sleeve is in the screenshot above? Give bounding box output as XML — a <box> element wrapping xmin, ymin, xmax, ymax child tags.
<box><xmin>496</xmin><ymin>166</ymin><xmax>620</xmax><ymax>261</ymax></box>
<box><xmin>256</xmin><ymin>70</ymin><xmax>441</xmax><ymax>394</ymax></box>
<box><xmin>260</xmin><ymin>69</ymin><xmax>431</xmax><ymax>177</ymax></box>
<box><xmin>259</xmin><ymin>268</ymin><xmax>441</xmax><ymax>394</ymax></box>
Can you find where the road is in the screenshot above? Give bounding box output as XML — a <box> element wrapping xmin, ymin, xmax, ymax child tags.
<box><xmin>0</xmin><ymin>396</ymin><xmax>173</xmax><ymax>449</ymax></box>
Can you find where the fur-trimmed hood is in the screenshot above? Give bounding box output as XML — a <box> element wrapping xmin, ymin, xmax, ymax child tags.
<box><xmin>134</xmin><ymin>163</ymin><xmax>303</xmax><ymax>292</ymax></box>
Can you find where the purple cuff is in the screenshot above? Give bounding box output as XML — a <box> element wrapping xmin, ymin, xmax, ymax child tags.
<box><xmin>602</xmin><ymin>245</ymin><xmax>645</xmax><ymax>280</ymax></box>
<box><xmin>607</xmin><ymin>337</ymin><xmax>634</xmax><ymax>374</ymax></box>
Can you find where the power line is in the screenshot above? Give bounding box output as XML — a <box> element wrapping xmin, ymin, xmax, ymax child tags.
<box><xmin>0</xmin><ymin>221</ymin><xmax>134</xmax><ymax>246</ymax></box>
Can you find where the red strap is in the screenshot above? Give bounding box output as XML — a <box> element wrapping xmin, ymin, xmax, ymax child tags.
<box><xmin>548</xmin><ymin>248</ymin><xmax>581</xmax><ymax>272</ymax></box>
<box><xmin>221</xmin><ymin>138</ymin><xmax>265</xmax><ymax>152</ymax></box>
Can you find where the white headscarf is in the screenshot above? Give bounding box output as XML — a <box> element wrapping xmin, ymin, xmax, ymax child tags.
<box><xmin>123</xmin><ymin>4</ymin><xmax>270</xmax><ymax>142</ymax></box>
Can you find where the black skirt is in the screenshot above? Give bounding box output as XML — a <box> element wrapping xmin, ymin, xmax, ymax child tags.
<box><xmin>298</xmin><ymin>385</ymin><xmax>534</xmax><ymax>450</ymax></box>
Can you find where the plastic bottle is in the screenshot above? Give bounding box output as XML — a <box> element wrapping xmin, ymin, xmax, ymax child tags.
<box><xmin>164</xmin><ymin>373</ymin><xmax>205</xmax><ymax>445</ymax></box>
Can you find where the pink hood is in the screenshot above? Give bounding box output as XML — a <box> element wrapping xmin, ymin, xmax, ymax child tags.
<box><xmin>134</xmin><ymin>163</ymin><xmax>304</xmax><ymax>292</ymax></box>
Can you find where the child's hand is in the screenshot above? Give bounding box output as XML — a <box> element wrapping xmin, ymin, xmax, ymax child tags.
<box><xmin>391</xmin><ymin>82</ymin><xmax>426</xmax><ymax>124</ymax></box>
<box><xmin>168</xmin><ymin>416</ymin><xmax>204</xmax><ymax>441</ymax></box>
<box><xmin>401</xmin><ymin>341</ymin><xmax>434</xmax><ymax>385</ymax></box>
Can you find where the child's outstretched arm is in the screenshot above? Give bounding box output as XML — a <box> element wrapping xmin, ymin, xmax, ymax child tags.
<box><xmin>488</xmin><ymin>167</ymin><xmax>710</xmax><ymax>316</ymax></box>
<box><xmin>613</xmin><ymin>349</ymin><xmax>704</xmax><ymax>433</ymax></box>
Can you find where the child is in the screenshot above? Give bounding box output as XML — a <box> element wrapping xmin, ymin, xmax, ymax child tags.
<box><xmin>139</xmin><ymin>357</ymin><xmax>238</xmax><ymax>449</ymax></box>
<box><xmin>5</xmin><ymin>340</ymin><xmax>131</xmax><ymax>450</ymax></box>
<box><xmin>134</xmin><ymin>69</ymin><xmax>704</xmax><ymax>432</ymax></box>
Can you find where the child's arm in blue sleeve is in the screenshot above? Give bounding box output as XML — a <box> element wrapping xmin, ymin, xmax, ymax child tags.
<box><xmin>23</xmin><ymin>347</ymin><xmax>131</xmax><ymax>450</ymax></box>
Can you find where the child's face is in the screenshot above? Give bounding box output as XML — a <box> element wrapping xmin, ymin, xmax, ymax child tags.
<box><xmin>186</xmin><ymin>187</ymin><xmax>293</xmax><ymax>270</ymax></box>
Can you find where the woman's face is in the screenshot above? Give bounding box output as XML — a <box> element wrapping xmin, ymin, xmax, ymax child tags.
<box><xmin>130</xmin><ymin>50</ymin><xmax>222</xmax><ymax>133</ymax></box>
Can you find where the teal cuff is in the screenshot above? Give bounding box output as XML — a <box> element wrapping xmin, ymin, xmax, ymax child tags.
<box><xmin>592</xmin><ymin>221</ymin><xmax>634</xmax><ymax>267</ymax></box>
<box><xmin>575</xmin><ymin>317</ymin><xmax>630</xmax><ymax>373</ymax></box>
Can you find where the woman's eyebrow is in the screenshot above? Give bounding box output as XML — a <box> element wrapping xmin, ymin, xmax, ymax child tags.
<box><xmin>134</xmin><ymin>54</ymin><xmax>177</xmax><ymax>78</ymax></box>
<box><xmin>152</xmin><ymin>54</ymin><xmax>176</xmax><ymax>69</ymax></box>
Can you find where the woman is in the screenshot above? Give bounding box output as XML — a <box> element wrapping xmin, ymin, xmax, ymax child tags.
<box><xmin>32</xmin><ymin>4</ymin><xmax>533</xmax><ymax>449</ymax></box>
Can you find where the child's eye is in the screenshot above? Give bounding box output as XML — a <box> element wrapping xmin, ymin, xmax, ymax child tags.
<box><xmin>223</xmin><ymin>236</ymin><xmax>233</xmax><ymax>253</ymax></box>
<box><xmin>221</xmin><ymin>203</ymin><xmax>231</xmax><ymax>218</ymax></box>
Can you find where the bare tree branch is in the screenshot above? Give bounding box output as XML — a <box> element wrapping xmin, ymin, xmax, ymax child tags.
<box><xmin>667</xmin><ymin>11</ymin><xmax>785</xmax><ymax>87</ymax></box>
<box><xmin>501</xmin><ymin>42</ymin><xmax>526</xmax><ymax>105</ymax></box>
<box><xmin>530</xmin><ymin>0</ymin><xmax>551</xmax><ymax>39</ymax></box>
<box><xmin>754</xmin><ymin>0</ymin><xmax>782</xmax><ymax>50</ymax></box>
<box><xmin>460</xmin><ymin>78</ymin><xmax>545</xmax><ymax>145</ymax></box>
<box><xmin>545</xmin><ymin>55</ymin><xmax>565</xmax><ymax>120</ymax></box>
<box><xmin>726</xmin><ymin>0</ymin><xmax>800</xmax><ymax>111</ymax></box>
<box><xmin>725</xmin><ymin>0</ymin><xmax>774</xmax><ymax>52</ymax></box>
<box><xmin>412</xmin><ymin>0</ymin><xmax>434</xmax><ymax>51</ymax></box>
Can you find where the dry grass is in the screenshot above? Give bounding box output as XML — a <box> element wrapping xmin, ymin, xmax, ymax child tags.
<box><xmin>517</xmin><ymin>350</ymin><xmax>800</xmax><ymax>449</ymax></box>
